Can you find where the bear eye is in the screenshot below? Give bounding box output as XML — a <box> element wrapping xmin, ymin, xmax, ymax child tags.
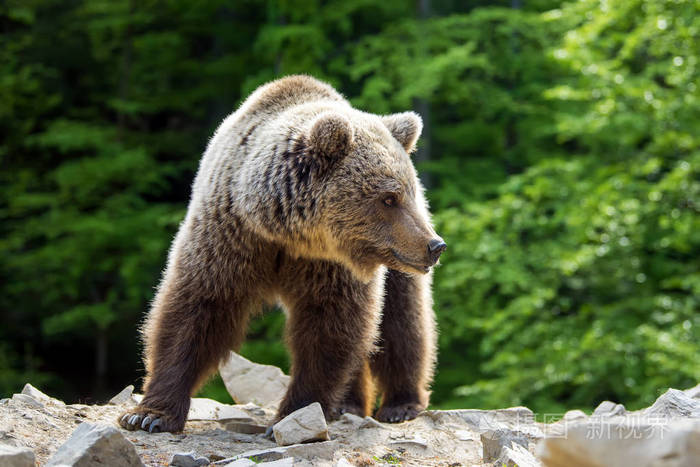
<box><xmin>383</xmin><ymin>194</ymin><xmax>398</xmax><ymax>207</ymax></box>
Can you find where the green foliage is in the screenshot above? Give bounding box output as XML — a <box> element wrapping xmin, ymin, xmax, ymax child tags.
<box><xmin>1</xmin><ymin>0</ymin><xmax>698</xmax><ymax>414</ymax></box>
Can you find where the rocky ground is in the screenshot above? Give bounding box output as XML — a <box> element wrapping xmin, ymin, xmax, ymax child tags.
<box><xmin>1</xmin><ymin>353</ymin><xmax>698</xmax><ymax>467</ymax></box>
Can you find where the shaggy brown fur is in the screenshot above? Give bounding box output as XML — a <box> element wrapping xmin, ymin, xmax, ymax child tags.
<box><xmin>119</xmin><ymin>75</ymin><xmax>445</xmax><ymax>433</ymax></box>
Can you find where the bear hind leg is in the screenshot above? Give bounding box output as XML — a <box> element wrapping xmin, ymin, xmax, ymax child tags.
<box><xmin>333</xmin><ymin>359</ymin><xmax>374</xmax><ymax>418</ymax></box>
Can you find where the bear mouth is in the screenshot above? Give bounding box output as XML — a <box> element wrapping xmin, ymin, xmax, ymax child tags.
<box><xmin>390</xmin><ymin>250</ymin><xmax>431</xmax><ymax>274</ymax></box>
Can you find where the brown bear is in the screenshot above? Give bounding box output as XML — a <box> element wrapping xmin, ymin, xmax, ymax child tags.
<box><xmin>119</xmin><ymin>75</ymin><xmax>445</xmax><ymax>433</ymax></box>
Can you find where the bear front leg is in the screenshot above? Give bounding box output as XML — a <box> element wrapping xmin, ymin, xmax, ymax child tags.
<box><xmin>371</xmin><ymin>269</ymin><xmax>436</xmax><ymax>422</ymax></box>
<box><xmin>277</xmin><ymin>263</ymin><xmax>383</xmax><ymax>421</ymax></box>
<box><xmin>119</xmin><ymin>269</ymin><xmax>252</xmax><ymax>433</ymax></box>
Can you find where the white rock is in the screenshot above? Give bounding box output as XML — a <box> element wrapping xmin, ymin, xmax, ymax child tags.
<box><xmin>388</xmin><ymin>434</ymin><xmax>428</xmax><ymax>450</ymax></box>
<box><xmin>592</xmin><ymin>400</ymin><xmax>626</xmax><ymax>417</ymax></box>
<box><xmin>481</xmin><ymin>428</ymin><xmax>528</xmax><ymax>462</ymax></box>
<box><xmin>46</xmin><ymin>422</ymin><xmax>144</xmax><ymax>467</ymax></box>
<box><xmin>424</xmin><ymin>407</ymin><xmax>535</xmax><ymax>432</ymax></box>
<box><xmin>335</xmin><ymin>458</ymin><xmax>353</xmax><ymax>467</ymax></box>
<box><xmin>561</xmin><ymin>409</ymin><xmax>587</xmax><ymax>422</ymax></box>
<box><xmin>498</xmin><ymin>442</ymin><xmax>541</xmax><ymax>467</ymax></box>
<box><xmin>11</xmin><ymin>393</ymin><xmax>43</xmax><ymax>409</ymax></box>
<box><xmin>219</xmin><ymin>352</ymin><xmax>290</xmax><ymax>408</ymax></box>
<box><xmin>219</xmin><ymin>441</ymin><xmax>337</xmax><ymax>464</ymax></box>
<box><xmin>21</xmin><ymin>383</ymin><xmax>65</xmax><ymax>406</ymax></box>
<box><xmin>273</xmin><ymin>402</ymin><xmax>329</xmax><ymax>446</ymax></box>
<box><xmin>454</xmin><ymin>429</ymin><xmax>475</xmax><ymax>441</ymax></box>
<box><xmin>359</xmin><ymin>416</ymin><xmax>386</xmax><ymax>429</ymax></box>
<box><xmin>170</xmin><ymin>451</ymin><xmax>209</xmax><ymax>467</ymax></box>
<box><xmin>538</xmin><ymin>418</ymin><xmax>700</xmax><ymax>467</ymax></box>
<box><xmin>258</xmin><ymin>460</ymin><xmax>295</xmax><ymax>467</ymax></box>
<box><xmin>187</xmin><ymin>397</ymin><xmax>254</xmax><ymax>422</ymax></box>
<box><xmin>684</xmin><ymin>383</ymin><xmax>700</xmax><ymax>399</ymax></box>
<box><xmin>223</xmin><ymin>460</ymin><xmax>256</xmax><ymax>467</ymax></box>
<box><xmin>108</xmin><ymin>385</ymin><xmax>135</xmax><ymax>405</ymax></box>
<box><xmin>0</xmin><ymin>444</ymin><xmax>35</xmax><ymax>467</ymax></box>
<box><xmin>643</xmin><ymin>388</ymin><xmax>700</xmax><ymax>418</ymax></box>
<box><xmin>223</xmin><ymin>460</ymin><xmax>257</xmax><ymax>467</ymax></box>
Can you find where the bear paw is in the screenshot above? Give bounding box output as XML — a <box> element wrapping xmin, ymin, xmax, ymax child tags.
<box><xmin>331</xmin><ymin>402</ymin><xmax>366</xmax><ymax>419</ymax></box>
<box><xmin>374</xmin><ymin>403</ymin><xmax>423</xmax><ymax>423</ymax></box>
<box><xmin>118</xmin><ymin>406</ymin><xmax>184</xmax><ymax>433</ymax></box>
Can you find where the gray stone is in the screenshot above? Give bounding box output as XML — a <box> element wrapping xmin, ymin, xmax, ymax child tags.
<box><xmin>223</xmin><ymin>421</ymin><xmax>268</xmax><ymax>434</ymax></box>
<box><xmin>170</xmin><ymin>451</ymin><xmax>210</xmax><ymax>467</ymax></box>
<box><xmin>592</xmin><ymin>400</ymin><xmax>626</xmax><ymax>418</ymax></box>
<box><xmin>497</xmin><ymin>442</ymin><xmax>540</xmax><ymax>467</ymax></box>
<box><xmin>21</xmin><ymin>383</ymin><xmax>65</xmax><ymax>406</ymax></box>
<box><xmin>0</xmin><ymin>444</ymin><xmax>35</xmax><ymax>467</ymax></box>
<box><xmin>11</xmin><ymin>393</ymin><xmax>43</xmax><ymax>409</ymax></box>
<box><xmin>46</xmin><ymin>422</ymin><xmax>144</xmax><ymax>467</ymax></box>
<box><xmin>481</xmin><ymin>428</ymin><xmax>528</xmax><ymax>462</ymax></box>
<box><xmin>108</xmin><ymin>385</ymin><xmax>135</xmax><ymax>405</ymax></box>
<box><xmin>643</xmin><ymin>388</ymin><xmax>700</xmax><ymax>418</ymax></box>
<box><xmin>219</xmin><ymin>352</ymin><xmax>290</xmax><ymax>408</ymax></box>
<box><xmin>335</xmin><ymin>459</ymin><xmax>353</xmax><ymax>467</ymax></box>
<box><xmin>273</xmin><ymin>402</ymin><xmax>329</xmax><ymax>446</ymax></box>
<box><xmin>538</xmin><ymin>418</ymin><xmax>700</xmax><ymax>467</ymax></box>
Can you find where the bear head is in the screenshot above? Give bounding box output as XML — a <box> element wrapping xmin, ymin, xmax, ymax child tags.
<box><xmin>297</xmin><ymin>109</ymin><xmax>446</xmax><ymax>280</ymax></box>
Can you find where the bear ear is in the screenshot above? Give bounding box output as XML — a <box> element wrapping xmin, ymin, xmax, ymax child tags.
<box><xmin>381</xmin><ymin>111</ymin><xmax>423</xmax><ymax>153</ymax></box>
<box><xmin>308</xmin><ymin>112</ymin><xmax>353</xmax><ymax>163</ymax></box>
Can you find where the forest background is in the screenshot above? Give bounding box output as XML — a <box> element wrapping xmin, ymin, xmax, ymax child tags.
<box><xmin>1</xmin><ymin>0</ymin><xmax>698</xmax><ymax>415</ymax></box>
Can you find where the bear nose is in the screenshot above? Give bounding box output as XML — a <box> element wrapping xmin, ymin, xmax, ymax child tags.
<box><xmin>428</xmin><ymin>238</ymin><xmax>447</xmax><ymax>264</ymax></box>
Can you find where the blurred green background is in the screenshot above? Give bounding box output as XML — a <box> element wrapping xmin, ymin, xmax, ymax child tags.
<box><xmin>1</xmin><ymin>0</ymin><xmax>698</xmax><ymax>415</ymax></box>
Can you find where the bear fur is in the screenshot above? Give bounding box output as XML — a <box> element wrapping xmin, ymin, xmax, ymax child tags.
<box><xmin>119</xmin><ymin>75</ymin><xmax>445</xmax><ymax>433</ymax></box>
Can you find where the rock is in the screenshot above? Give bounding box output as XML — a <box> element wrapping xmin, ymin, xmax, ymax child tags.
<box><xmin>592</xmin><ymin>400</ymin><xmax>626</xmax><ymax>418</ymax></box>
<box><xmin>219</xmin><ymin>352</ymin><xmax>290</xmax><ymax>408</ymax></box>
<box><xmin>423</xmin><ymin>407</ymin><xmax>535</xmax><ymax>432</ymax></box>
<box><xmin>223</xmin><ymin>421</ymin><xmax>268</xmax><ymax>434</ymax></box>
<box><xmin>11</xmin><ymin>393</ymin><xmax>43</xmax><ymax>409</ymax></box>
<box><xmin>560</xmin><ymin>409</ymin><xmax>587</xmax><ymax>422</ymax></box>
<box><xmin>684</xmin><ymin>383</ymin><xmax>700</xmax><ymax>399</ymax></box>
<box><xmin>187</xmin><ymin>397</ymin><xmax>254</xmax><ymax>423</ymax></box>
<box><xmin>46</xmin><ymin>422</ymin><xmax>144</xmax><ymax>467</ymax></box>
<box><xmin>217</xmin><ymin>441</ymin><xmax>337</xmax><ymax>464</ymax></box>
<box><xmin>257</xmin><ymin>460</ymin><xmax>295</xmax><ymax>467</ymax></box>
<box><xmin>222</xmin><ymin>460</ymin><xmax>256</xmax><ymax>467</ymax></box>
<box><xmin>359</xmin><ymin>416</ymin><xmax>386</xmax><ymax>429</ymax></box>
<box><xmin>338</xmin><ymin>412</ymin><xmax>364</xmax><ymax>426</ymax></box>
<box><xmin>498</xmin><ymin>442</ymin><xmax>540</xmax><ymax>467</ymax></box>
<box><xmin>454</xmin><ymin>429</ymin><xmax>475</xmax><ymax>441</ymax></box>
<box><xmin>21</xmin><ymin>383</ymin><xmax>65</xmax><ymax>406</ymax></box>
<box><xmin>109</xmin><ymin>385</ymin><xmax>135</xmax><ymax>405</ymax></box>
<box><xmin>335</xmin><ymin>458</ymin><xmax>353</xmax><ymax>467</ymax></box>
<box><xmin>480</xmin><ymin>428</ymin><xmax>528</xmax><ymax>462</ymax></box>
<box><xmin>643</xmin><ymin>388</ymin><xmax>700</xmax><ymax>418</ymax></box>
<box><xmin>0</xmin><ymin>444</ymin><xmax>35</xmax><ymax>467</ymax></box>
<box><xmin>170</xmin><ymin>451</ymin><xmax>210</xmax><ymax>467</ymax></box>
<box><xmin>538</xmin><ymin>418</ymin><xmax>700</xmax><ymax>467</ymax></box>
<box><xmin>388</xmin><ymin>434</ymin><xmax>428</xmax><ymax>450</ymax></box>
<box><xmin>273</xmin><ymin>402</ymin><xmax>329</xmax><ymax>446</ymax></box>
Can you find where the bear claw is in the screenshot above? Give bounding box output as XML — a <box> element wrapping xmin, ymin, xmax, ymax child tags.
<box><xmin>375</xmin><ymin>404</ymin><xmax>421</xmax><ymax>423</ymax></box>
